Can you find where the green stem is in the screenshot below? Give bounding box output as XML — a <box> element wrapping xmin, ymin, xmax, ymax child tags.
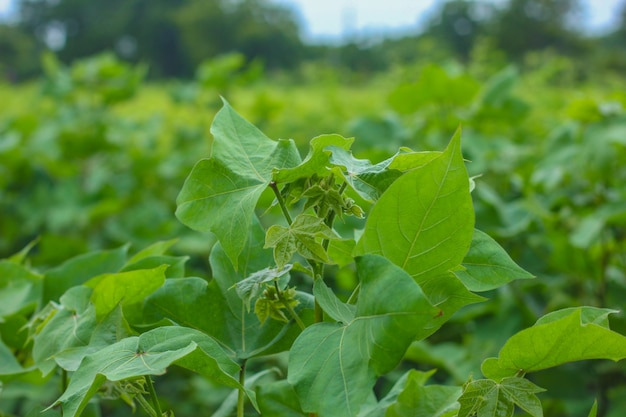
<box><xmin>237</xmin><ymin>360</ymin><xmax>247</xmax><ymax>417</ymax></box>
<box><xmin>144</xmin><ymin>376</ymin><xmax>162</xmax><ymax>417</ymax></box>
<box><xmin>269</xmin><ymin>181</ymin><xmax>292</xmax><ymax>225</ymax></box>
<box><xmin>274</xmin><ymin>281</ymin><xmax>306</xmax><ymax>330</ymax></box>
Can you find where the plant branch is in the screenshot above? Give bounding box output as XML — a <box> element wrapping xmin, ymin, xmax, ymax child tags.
<box><xmin>237</xmin><ymin>360</ymin><xmax>247</xmax><ymax>417</ymax></box>
<box><xmin>274</xmin><ymin>281</ymin><xmax>306</xmax><ymax>330</ymax></box>
<box><xmin>269</xmin><ymin>181</ymin><xmax>293</xmax><ymax>225</ymax></box>
<box><xmin>144</xmin><ymin>376</ymin><xmax>162</xmax><ymax>417</ymax></box>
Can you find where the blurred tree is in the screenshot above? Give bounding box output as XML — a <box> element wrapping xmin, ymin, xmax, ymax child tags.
<box><xmin>0</xmin><ymin>23</ymin><xmax>40</xmax><ymax>81</ymax></box>
<box><xmin>17</xmin><ymin>0</ymin><xmax>305</xmax><ymax>78</ymax></box>
<box><xmin>490</xmin><ymin>0</ymin><xmax>589</xmax><ymax>58</ymax></box>
<box><xmin>423</xmin><ymin>0</ymin><xmax>495</xmax><ymax>61</ymax></box>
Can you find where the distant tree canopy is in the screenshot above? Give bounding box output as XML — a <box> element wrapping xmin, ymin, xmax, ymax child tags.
<box><xmin>1</xmin><ymin>0</ymin><xmax>624</xmax><ymax>81</ymax></box>
<box><xmin>16</xmin><ymin>0</ymin><xmax>305</xmax><ymax>77</ymax></box>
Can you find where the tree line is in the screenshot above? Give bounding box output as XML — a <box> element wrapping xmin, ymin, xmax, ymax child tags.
<box><xmin>1</xmin><ymin>0</ymin><xmax>625</xmax><ymax>81</ymax></box>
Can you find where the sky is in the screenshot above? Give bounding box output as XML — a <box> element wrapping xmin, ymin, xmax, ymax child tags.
<box><xmin>269</xmin><ymin>0</ymin><xmax>624</xmax><ymax>42</ymax></box>
<box><xmin>0</xmin><ymin>0</ymin><xmax>623</xmax><ymax>41</ymax></box>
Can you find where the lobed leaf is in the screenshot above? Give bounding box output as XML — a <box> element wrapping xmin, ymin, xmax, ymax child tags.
<box><xmin>481</xmin><ymin>308</ymin><xmax>626</xmax><ymax>380</ymax></box>
<box><xmin>49</xmin><ymin>327</ymin><xmax>241</xmax><ymax>417</ymax></box>
<box><xmin>176</xmin><ymin>101</ymin><xmax>301</xmax><ymax>268</ymax></box>
<box><xmin>457</xmin><ymin>377</ymin><xmax>545</xmax><ymax>417</ymax></box>
<box><xmin>288</xmin><ymin>255</ymin><xmax>437</xmax><ymax>417</ymax></box>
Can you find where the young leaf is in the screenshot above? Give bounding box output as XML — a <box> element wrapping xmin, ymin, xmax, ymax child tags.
<box><xmin>454</xmin><ymin>229</ymin><xmax>535</xmax><ymax>292</ymax></box>
<box><xmin>288</xmin><ymin>255</ymin><xmax>437</xmax><ymax>417</ymax></box>
<box><xmin>233</xmin><ymin>264</ymin><xmax>293</xmax><ymax>311</ymax></box>
<box><xmin>354</xmin><ymin>128</ymin><xmax>474</xmax><ymax>282</ymax></box>
<box><xmin>481</xmin><ymin>308</ymin><xmax>626</xmax><ymax>380</ymax></box>
<box><xmin>327</xmin><ymin>146</ymin><xmax>402</xmax><ymax>201</ymax></box>
<box><xmin>48</xmin><ymin>326</ymin><xmax>241</xmax><ymax>417</ymax></box>
<box><xmin>457</xmin><ymin>377</ymin><xmax>545</xmax><ymax>417</ymax></box>
<box><xmin>272</xmin><ymin>134</ymin><xmax>354</xmax><ymax>184</ymax></box>
<box><xmin>176</xmin><ymin>101</ymin><xmax>301</xmax><ymax>268</ymax></box>
<box><xmin>265</xmin><ymin>214</ymin><xmax>338</xmax><ymax>268</ymax></box>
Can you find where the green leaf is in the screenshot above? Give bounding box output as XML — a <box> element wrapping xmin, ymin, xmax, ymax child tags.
<box><xmin>454</xmin><ymin>229</ymin><xmax>535</xmax><ymax>292</ymax></box>
<box><xmin>288</xmin><ymin>255</ymin><xmax>437</xmax><ymax>417</ymax></box>
<box><xmin>415</xmin><ymin>272</ymin><xmax>485</xmax><ymax>340</ymax></box>
<box><xmin>0</xmin><ymin>260</ymin><xmax>43</xmax><ymax>318</ymax></box>
<box><xmin>387</xmin><ymin>151</ymin><xmax>442</xmax><ymax>171</ymax></box>
<box><xmin>85</xmin><ymin>265</ymin><xmax>167</xmax><ymax>320</ymax></box>
<box><xmin>327</xmin><ymin>238</ymin><xmax>357</xmax><ymax>267</ymax></box>
<box><xmin>265</xmin><ymin>214</ymin><xmax>338</xmax><ymax>268</ymax></box>
<box><xmin>233</xmin><ymin>264</ymin><xmax>293</xmax><ymax>311</ymax></box>
<box><xmin>587</xmin><ymin>400</ymin><xmax>598</xmax><ymax>417</ymax></box>
<box><xmin>176</xmin><ymin>101</ymin><xmax>300</xmax><ymax>268</ymax></box>
<box><xmin>273</xmin><ymin>134</ymin><xmax>353</xmax><ymax>184</ymax></box>
<box><xmin>327</xmin><ymin>146</ymin><xmax>402</xmax><ymax>201</ymax></box>
<box><xmin>457</xmin><ymin>377</ymin><xmax>545</xmax><ymax>417</ymax></box>
<box><xmin>481</xmin><ymin>308</ymin><xmax>626</xmax><ymax>380</ymax></box>
<box><xmin>386</xmin><ymin>369</ymin><xmax>461</xmax><ymax>417</ymax></box>
<box><xmin>257</xmin><ymin>380</ymin><xmax>306</xmax><ymax>417</ymax></box>
<box><xmin>127</xmin><ymin>239</ymin><xmax>178</xmax><ymax>264</ymax></box>
<box><xmin>313</xmin><ymin>279</ymin><xmax>355</xmax><ymax>324</ymax></box>
<box><xmin>0</xmin><ymin>338</ymin><xmax>27</xmax><ymax>377</ymax></box>
<box><xmin>354</xmin><ymin>128</ymin><xmax>474</xmax><ymax>282</ymax></box>
<box><xmin>49</xmin><ymin>326</ymin><xmax>241</xmax><ymax>417</ymax></box>
<box><xmin>43</xmin><ymin>245</ymin><xmax>129</xmax><ymax>303</ymax></box>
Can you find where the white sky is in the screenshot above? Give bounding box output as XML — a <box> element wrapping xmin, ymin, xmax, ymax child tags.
<box><xmin>270</xmin><ymin>0</ymin><xmax>624</xmax><ymax>42</ymax></box>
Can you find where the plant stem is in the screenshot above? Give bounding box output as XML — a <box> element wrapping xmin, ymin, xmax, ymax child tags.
<box><xmin>144</xmin><ymin>376</ymin><xmax>162</xmax><ymax>417</ymax></box>
<box><xmin>269</xmin><ymin>181</ymin><xmax>292</xmax><ymax>225</ymax></box>
<box><xmin>237</xmin><ymin>360</ymin><xmax>247</xmax><ymax>417</ymax></box>
<box><xmin>274</xmin><ymin>281</ymin><xmax>306</xmax><ymax>330</ymax></box>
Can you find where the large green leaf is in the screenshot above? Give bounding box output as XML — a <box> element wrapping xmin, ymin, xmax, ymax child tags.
<box><xmin>144</xmin><ymin>219</ymin><xmax>312</xmax><ymax>360</ymax></box>
<box><xmin>455</xmin><ymin>229</ymin><xmax>535</xmax><ymax>292</ymax></box>
<box><xmin>457</xmin><ymin>377</ymin><xmax>545</xmax><ymax>417</ymax></box>
<box><xmin>272</xmin><ymin>134</ymin><xmax>353</xmax><ymax>184</ymax></box>
<box><xmin>176</xmin><ymin>101</ymin><xmax>301</xmax><ymax>267</ymax></box>
<box><xmin>481</xmin><ymin>308</ymin><xmax>626</xmax><ymax>380</ymax></box>
<box><xmin>288</xmin><ymin>255</ymin><xmax>437</xmax><ymax>417</ymax></box>
<box><xmin>354</xmin><ymin>128</ymin><xmax>474</xmax><ymax>281</ymax></box>
<box><xmin>48</xmin><ymin>326</ymin><xmax>241</xmax><ymax>417</ymax></box>
<box><xmin>257</xmin><ymin>380</ymin><xmax>307</xmax><ymax>417</ymax></box>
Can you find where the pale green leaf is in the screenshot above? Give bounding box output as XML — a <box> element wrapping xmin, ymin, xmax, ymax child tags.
<box><xmin>482</xmin><ymin>308</ymin><xmax>626</xmax><ymax>380</ymax></box>
<box><xmin>176</xmin><ymin>101</ymin><xmax>300</xmax><ymax>268</ymax></box>
<box><xmin>455</xmin><ymin>229</ymin><xmax>535</xmax><ymax>292</ymax></box>
<box><xmin>273</xmin><ymin>134</ymin><xmax>353</xmax><ymax>183</ymax></box>
<box><xmin>587</xmin><ymin>400</ymin><xmax>598</xmax><ymax>417</ymax></box>
<box><xmin>234</xmin><ymin>264</ymin><xmax>292</xmax><ymax>311</ymax></box>
<box><xmin>265</xmin><ymin>214</ymin><xmax>338</xmax><ymax>268</ymax></box>
<box><xmin>127</xmin><ymin>239</ymin><xmax>178</xmax><ymax>264</ymax></box>
<box><xmin>0</xmin><ymin>260</ymin><xmax>43</xmax><ymax>318</ymax></box>
<box><xmin>86</xmin><ymin>265</ymin><xmax>167</xmax><ymax>320</ymax></box>
<box><xmin>49</xmin><ymin>327</ymin><xmax>241</xmax><ymax>417</ymax></box>
<box><xmin>288</xmin><ymin>255</ymin><xmax>437</xmax><ymax>417</ymax></box>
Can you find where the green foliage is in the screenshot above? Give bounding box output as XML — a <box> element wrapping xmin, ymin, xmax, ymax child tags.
<box><xmin>2</xmin><ymin>96</ymin><xmax>626</xmax><ymax>417</ymax></box>
<box><xmin>2</xmin><ymin>48</ymin><xmax>626</xmax><ymax>417</ymax></box>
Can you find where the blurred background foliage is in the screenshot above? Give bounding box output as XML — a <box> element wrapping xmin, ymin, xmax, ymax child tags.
<box><xmin>1</xmin><ymin>0</ymin><xmax>626</xmax><ymax>416</ymax></box>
